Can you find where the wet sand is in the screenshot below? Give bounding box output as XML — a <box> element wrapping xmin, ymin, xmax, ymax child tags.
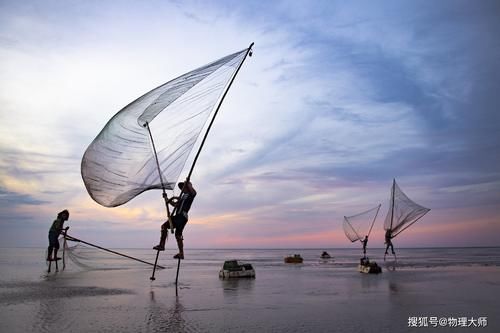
<box><xmin>1</xmin><ymin>248</ymin><xmax>499</xmax><ymax>332</ymax></box>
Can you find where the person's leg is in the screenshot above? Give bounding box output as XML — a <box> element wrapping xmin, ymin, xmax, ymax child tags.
<box><xmin>173</xmin><ymin>216</ymin><xmax>187</xmax><ymax>259</ymax></box>
<box><xmin>47</xmin><ymin>232</ymin><xmax>57</xmax><ymax>260</ymax></box>
<box><xmin>47</xmin><ymin>245</ymin><xmax>53</xmax><ymax>260</ymax></box>
<box><xmin>174</xmin><ymin>234</ymin><xmax>184</xmax><ymax>259</ymax></box>
<box><xmin>53</xmin><ymin>239</ymin><xmax>60</xmax><ymax>259</ymax></box>
<box><xmin>153</xmin><ymin>222</ymin><xmax>169</xmax><ymax>251</ymax></box>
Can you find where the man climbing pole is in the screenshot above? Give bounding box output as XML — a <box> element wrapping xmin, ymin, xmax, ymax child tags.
<box><xmin>47</xmin><ymin>209</ymin><xmax>69</xmax><ymax>261</ymax></box>
<box><xmin>384</xmin><ymin>229</ymin><xmax>395</xmax><ymax>260</ymax></box>
<box><xmin>153</xmin><ymin>181</ymin><xmax>196</xmax><ymax>259</ymax></box>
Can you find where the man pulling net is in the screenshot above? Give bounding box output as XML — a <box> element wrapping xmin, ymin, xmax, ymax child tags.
<box><xmin>47</xmin><ymin>209</ymin><xmax>69</xmax><ymax>261</ymax></box>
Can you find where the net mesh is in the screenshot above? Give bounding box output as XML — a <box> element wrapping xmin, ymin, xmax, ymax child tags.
<box><xmin>384</xmin><ymin>180</ymin><xmax>430</xmax><ymax>237</ymax></box>
<box><xmin>81</xmin><ymin>48</ymin><xmax>247</xmax><ymax>207</ymax></box>
<box><xmin>62</xmin><ymin>238</ymin><xmax>161</xmax><ymax>271</ymax></box>
<box><xmin>343</xmin><ymin>204</ymin><xmax>381</xmax><ymax>242</ymax></box>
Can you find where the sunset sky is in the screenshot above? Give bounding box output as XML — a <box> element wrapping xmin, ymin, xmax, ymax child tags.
<box><xmin>1</xmin><ymin>0</ymin><xmax>499</xmax><ymax>250</ymax></box>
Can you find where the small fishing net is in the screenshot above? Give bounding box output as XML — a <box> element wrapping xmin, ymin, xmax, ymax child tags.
<box><xmin>343</xmin><ymin>204</ymin><xmax>381</xmax><ymax>242</ymax></box>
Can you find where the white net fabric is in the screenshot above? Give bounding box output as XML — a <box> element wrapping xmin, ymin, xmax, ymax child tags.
<box><xmin>384</xmin><ymin>180</ymin><xmax>430</xmax><ymax>237</ymax></box>
<box><xmin>343</xmin><ymin>204</ymin><xmax>381</xmax><ymax>242</ymax></box>
<box><xmin>81</xmin><ymin>48</ymin><xmax>247</xmax><ymax>207</ymax></box>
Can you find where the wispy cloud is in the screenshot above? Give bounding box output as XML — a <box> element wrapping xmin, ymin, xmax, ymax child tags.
<box><xmin>0</xmin><ymin>0</ymin><xmax>499</xmax><ymax>248</ymax></box>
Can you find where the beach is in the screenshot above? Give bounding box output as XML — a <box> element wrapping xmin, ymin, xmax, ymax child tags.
<box><xmin>1</xmin><ymin>247</ymin><xmax>499</xmax><ymax>332</ymax></box>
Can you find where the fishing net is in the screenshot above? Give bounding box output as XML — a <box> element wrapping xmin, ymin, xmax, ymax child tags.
<box><xmin>63</xmin><ymin>240</ymin><xmax>103</xmax><ymax>270</ymax></box>
<box><xmin>81</xmin><ymin>48</ymin><xmax>248</xmax><ymax>207</ymax></box>
<box><xmin>384</xmin><ymin>180</ymin><xmax>430</xmax><ymax>237</ymax></box>
<box><xmin>61</xmin><ymin>237</ymin><xmax>161</xmax><ymax>271</ymax></box>
<box><xmin>343</xmin><ymin>204</ymin><xmax>381</xmax><ymax>242</ymax></box>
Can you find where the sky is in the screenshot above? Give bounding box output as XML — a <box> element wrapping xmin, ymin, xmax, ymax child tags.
<box><xmin>1</xmin><ymin>0</ymin><xmax>499</xmax><ymax>249</ymax></box>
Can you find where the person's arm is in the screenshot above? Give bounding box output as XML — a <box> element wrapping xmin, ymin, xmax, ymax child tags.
<box><xmin>57</xmin><ymin>221</ymin><xmax>65</xmax><ymax>235</ymax></box>
<box><xmin>167</xmin><ymin>196</ymin><xmax>180</xmax><ymax>208</ymax></box>
<box><xmin>185</xmin><ymin>181</ymin><xmax>197</xmax><ymax>196</ymax></box>
<box><xmin>163</xmin><ymin>192</ymin><xmax>180</xmax><ymax>208</ymax></box>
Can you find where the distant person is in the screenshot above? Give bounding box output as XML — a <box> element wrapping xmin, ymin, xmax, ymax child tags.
<box><xmin>47</xmin><ymin>210</ymin><xmax>69</xmax><ymax>261</ymax></box>
<box><xmin>384</xmin><ymin>229</ymin><xmax>395</xmax><ymax>259</ymax></box>
<box><xmin>362</xmin><ymin>235</ymin><xmax>368</xmax><ymax>257</ymax></box>
<box><xmin>154</xmin><ymin>181</ymin><xmax>196</xmax><ymax>259</ymax></box>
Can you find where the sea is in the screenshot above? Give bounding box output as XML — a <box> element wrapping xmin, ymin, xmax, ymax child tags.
<box><xmin>1</xmin><ymin>247</ymin><xmax>499</xmax><ymax>332</ymax></box>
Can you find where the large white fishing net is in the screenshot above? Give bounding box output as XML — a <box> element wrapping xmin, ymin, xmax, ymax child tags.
<box><xmin>81</xmin><ymin>49</ymin><xmax>248</xmax><ymax>207</ymax></box>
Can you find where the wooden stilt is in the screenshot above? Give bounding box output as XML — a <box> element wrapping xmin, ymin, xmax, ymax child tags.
<box><xmin>150</xmin><ymin>250</ymin><xmax>161</xmax><ymax>281</ymax></box>
<box><xmin>175</xmin><ymin>258</ymin><xmax>181</xmax><ymax>285</ymax></box>
<box><xmin>175</xmin><ymin>258</ymin><xmax>181</xmax><ymax>296</ymax></box>
<box><xmin>46</xmin><ymin>258</ymin><xmax>61</xmax><ymax>273</ymax></box>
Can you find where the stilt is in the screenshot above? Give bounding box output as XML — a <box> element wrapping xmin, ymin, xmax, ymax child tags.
<box><xmin>175</xmin><ymin>257</ymin><xmax>181</xmax><ymax>285</ymax></box>
<box><xmin>175</xmin><ymin>258</ymin><xmax>181</xmax><ymax>296</ymax></box>
<box><xmin>46</xmin><ymin>258</ymin><xmax>61</xmax><ymax>273</ymax></box>
<box><xmin>150</xmin><ymin>250</ymin><xmax>161</xmax><ymax>281</ymax></box>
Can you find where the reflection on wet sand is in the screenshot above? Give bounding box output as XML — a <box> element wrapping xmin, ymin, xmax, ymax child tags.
<box><xmin>221</xmin><ymin>277</ymin><xmax>256</xmax><ymax>299</ymax></box>
<box><xmin>147</xmin><ymin>291</ymin><xmax>201</xmax><ymax>332</ymax></box>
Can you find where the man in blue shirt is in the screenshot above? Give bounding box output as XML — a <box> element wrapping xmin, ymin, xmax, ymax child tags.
<box><xmin>47</xmin><ymin>210</ymin><xmax>69</xmax><ymax>261</ymax></box>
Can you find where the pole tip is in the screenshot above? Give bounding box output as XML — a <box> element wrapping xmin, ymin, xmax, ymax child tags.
<box><xmin>150</xmin><ymin>277</ymin><xmax>156</xmax><ymax>281</ymax></box>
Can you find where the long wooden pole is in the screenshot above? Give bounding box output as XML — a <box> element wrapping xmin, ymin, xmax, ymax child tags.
<box><xmin>186</xmin><ymin>42</ymin><xmax>254</xmax><ymax>181</ymax></box>
<box><xmin>144</xmin><ymin>121</ymin><xmax>174</xmax><ymax>281</ymax></box>
<box><xmin>62</xmin><ymin>227</ymin><xmax>69</xmax><ymax>270</ymax></box>
<box><xmin>390</xmin><ymin>179</ymin><xmax>395</xmax><ymax>231</ymax></box>
<box><xmin>367</xmin><ymin>204</ymin><xmax>381</xmax><ymax>237</ymax></box>
<box><xmin>149</xmin><ymin>43</ymin><xmax>254</xmax><ymax>286</ymax></box>
<box><xmin>145</xmin><ymin>122</ymin><xmax>174</xmax><ymax>233</ymax></box>
<box><xmin>64</xmin><ymin>234</ymin><xmax>164</xmax><ymax>269</ymax></box>
<box><xmin>173</xmin><ymin>43</ymin><xmax>254</xmax><ymax>288</ymax></box>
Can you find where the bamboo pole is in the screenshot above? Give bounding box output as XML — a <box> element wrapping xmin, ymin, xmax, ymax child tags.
<box><xmin>64</xmin><ymin>234</ymin><xmax>164</xmax><ymax>269</ymax></box>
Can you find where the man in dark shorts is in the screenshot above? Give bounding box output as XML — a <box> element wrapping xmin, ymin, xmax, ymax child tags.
<box><xmin>153</xmin><ymin>181</ymin><xmax>196</xmax><ymax>259</ymax></box>
<box><xmin>47</xmin><ymin>209</ymin><xmax>69</xmax><ymax>261</ymax></box>
<box><xmin>384</xmin><ymin>229</ymin><xmax>395</xmax><ymax>260</ymax></box>
<box><xmin>362</xmin><ymin>235</ymin><xmax>368</xmax><ymax>258</ymax></box>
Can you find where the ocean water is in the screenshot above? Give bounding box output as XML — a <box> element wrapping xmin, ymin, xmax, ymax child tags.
<box><xmin>1</xmin><ymin>247</ymin><xmax>499</xmax><ymax>332</ymax></box>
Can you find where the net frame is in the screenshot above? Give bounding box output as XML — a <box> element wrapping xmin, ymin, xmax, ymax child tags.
<box><xmin>343</xmin><ymin>204</ymin><xmax>381</xmax><ymax>242</ymax></box>
<box><xmin>383</xmin><ymin>179</ymin><xmax>430</xmax><ymax>237</ymax></box>
<box><xmin>81</xmin><ymin>48</ymin><xmax>248</xmax><ymax>207</ymax></box>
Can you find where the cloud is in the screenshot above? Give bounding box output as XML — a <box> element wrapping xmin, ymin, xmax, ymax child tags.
<box><xmin>0</xmin><ymin>188</ymin><xmax>48</xmax><ymax>206</ymax></box>
<box><xmin>0</xmin><ymin>0</ymin><xmax>499</xmax><ymax>248</ymax></box>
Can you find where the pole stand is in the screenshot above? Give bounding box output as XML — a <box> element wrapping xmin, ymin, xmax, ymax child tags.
<box><xmin>150</xmin><ymin>250</ymin><xmax>161</xmax><ymax>281</ymax></box>
<box><xmin>175</xmin><ymin>258</ymin><xmax>181</xmax><ymax>285</ymax></box>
